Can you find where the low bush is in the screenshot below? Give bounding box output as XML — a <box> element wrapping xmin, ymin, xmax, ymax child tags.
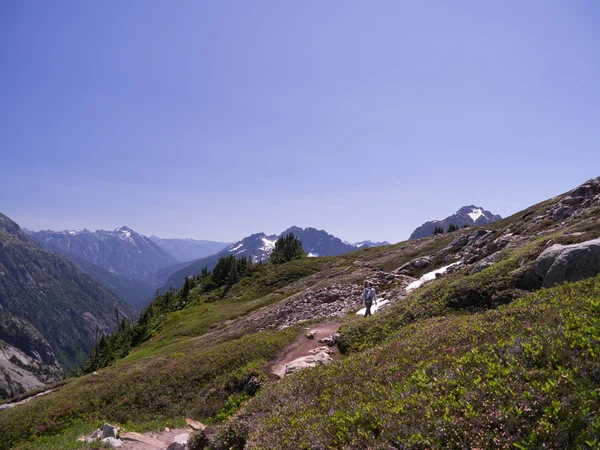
<box><xmin>223</xmin><ymin>276</ymin><xmax>600</xmax><ymax>449</ymax></box>
<box><xmin>0</xmin><ymin>328</ymin><xmax>297</xmax><ymax>449</ymax></box>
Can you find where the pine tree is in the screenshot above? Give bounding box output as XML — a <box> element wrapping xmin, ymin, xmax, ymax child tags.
<box><xmin>270</xmin><ymin>232</ymin><xmax>306</xmax><ymax>264</ymax></box>
<box><xmin>181</xmin><ymin>276</ymin><xmax>191</xmax><ymax>299</ymax></box>
<box><xmin>447</xmin><ymin>224</ymin><xmax>458</xmax><ymax>233</ymax></box>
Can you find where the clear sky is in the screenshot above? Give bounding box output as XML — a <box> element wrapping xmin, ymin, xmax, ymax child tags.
<box><xmin>1</xmin><ymin>1</ymin><xmax>599</xmax><ymax>243</ymax></box>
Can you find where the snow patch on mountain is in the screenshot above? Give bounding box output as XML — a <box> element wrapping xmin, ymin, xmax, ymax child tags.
<box><xmin>261</xmin><ymin>237</ymin><xmax>277</xmax><ymax>250</ymax></box>
<box><xmin>467</xmin><ymin>208</ymin><xmax>485</xmax><ymax>222</ymax></box>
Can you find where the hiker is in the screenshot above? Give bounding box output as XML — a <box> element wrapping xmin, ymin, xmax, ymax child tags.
<box><xmin>362</xmin><ymin>282</ymin><xmax>377</xmax><ymax>317</ymax></box>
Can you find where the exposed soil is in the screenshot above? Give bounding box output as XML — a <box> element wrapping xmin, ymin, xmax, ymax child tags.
<box><xmin>266</xmin><ymin>321</ymin><xmax>343</xmax><ymax>379</ymax></box>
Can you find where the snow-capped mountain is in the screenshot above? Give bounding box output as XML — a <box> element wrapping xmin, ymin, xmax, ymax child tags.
<box><xmin>163</xmin><ymin>227</ymin><xmax>387</xmax><ymax>290</ymax></box>
<box><xmin>409</xmin><ymin>206</ymin><xmax>502</xmax><ymax>240</ymax></box>
<box><xmin>224</xmin><ymin>232</ymin><xmax>280</xmax><ymax>261</ymax></box>
<box><xmin>26</xmin><ymin>226</ymin><xmax>179</xmax><ymax>281</ymax></box>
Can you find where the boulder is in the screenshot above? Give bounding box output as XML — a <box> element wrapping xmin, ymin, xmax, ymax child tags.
<box><xmin>167</xmin><ymin>443</ymin><xmax>185</xmax><ymax>450</ymax></box>
<box><xmin>102</xmin><ymin>423</ymin><xmax>119</xmax><ymax>439</ymax></box>
<box><xmin>451</xmin><ymin>235</ymin><xmax>469</xmax><ymax>248</ymax></box>
<box><xmin>284</xmin><ymin>352</ymin><xmax>333</xmax><ymax>375</ymax></box>
<box><xmin>305</xmin><ymin>331</ymin><xmax>316</xmax><ymax>339</ymax></box>
<box><xmin>526</xmin><ymin>238</ymin><xmax>600</xmax><ymax>288</ymax></box>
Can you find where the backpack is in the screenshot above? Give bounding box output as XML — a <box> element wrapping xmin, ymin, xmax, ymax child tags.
<box><xmin>365</xmin><ymin>287</ymin><xmax>375</xmax><ymax>303</ymax></box>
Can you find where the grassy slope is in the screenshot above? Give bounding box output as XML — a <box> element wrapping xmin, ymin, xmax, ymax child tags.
<box><xmin>0</xmin><ymin>257</ymin><xmax>350</xmax><ymax>449</ymax></box>
<box><xmin>229</xmin><ymin>275</ymin><xmax>600</xmax><ymax>449</ymax></box>
<box><xmin>2</xmin><ymin>185</ymin><xmax>599</xmax><ymax>449</ymax></box>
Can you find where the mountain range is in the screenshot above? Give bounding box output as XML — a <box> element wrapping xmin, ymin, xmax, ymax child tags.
<box><xmin>26</xmin><ymin>227</ymin><xmax>179</xmax><ymax>280</ymax></box>
<box><xmin>2</xmin><ymin>177</ymin><xmax>599</xmax><ymax>449</ymax></box>
<box><xmin>26</xmin><ymin>225</ymin><xmax>389</xmax><ymax>306</ymax></box>
<box><xmin>163</xmin><ymin>226</ymin><xmax>388</xmax><ymax>290</ymax></box>
<box><xmin>0</xmin><ymin>213</ymin><xmax>133</xmax><ymax>398</ymax></box>
<box><xmin>409</xmin><ymin>205</ymin><xmax>502</xmax><ymax>239</ymax></box>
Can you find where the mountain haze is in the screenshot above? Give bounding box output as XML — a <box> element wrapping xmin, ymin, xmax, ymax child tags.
<box><xmin>149</xmin><ymin>236</ymin><xmax>232</xmax><ymax>262</ymax></box>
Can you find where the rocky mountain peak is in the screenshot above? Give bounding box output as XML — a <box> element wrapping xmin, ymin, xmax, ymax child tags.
<box><xmin>410</xmin><ymin>205</ymin><xmax>502</xmax><ymax>240</ymax></box>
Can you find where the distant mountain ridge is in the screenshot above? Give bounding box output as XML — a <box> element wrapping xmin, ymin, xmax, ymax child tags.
<box><xmin>27</xmin><ymin>227</ymin><xmax>178</xmax><ymax>280</ymax></box>
<box><xmin>0</xmin><ymin>213</ymin><xmax>133</xmax><ymax>398</ymax></box>
<box><xmin>409</xmin><ymin>205</ymin><xmax>502</xmax><ymax>240</ymax></box>
<box><xmin>163</xmin><ymin>226</ymin><xmax>386</xmax><ymax>290</ymax></box>
<box><xmin>26</xmin><ymin>227</ymin><xmax>183</xmax><ymax>309</ymax></box>
<box><xmin>149</xmin><ymin>236</ymin><xmax>232</xmax><ymax>262</ymax></box>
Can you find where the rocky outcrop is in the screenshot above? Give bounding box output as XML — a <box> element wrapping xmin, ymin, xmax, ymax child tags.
<box><xmin>255</xmin><ymin>275</ymin><xmax>411</xmax><ymax>331</ymax></box>
<box><xmin>529</xmin><ymin>177</ymin><xmax>600</xmax><ymax>226</ymax></box>
<box><xmin>523</xmin><ymin>238</ymin><xmax>600</xmax><ymax>289</ymax></box>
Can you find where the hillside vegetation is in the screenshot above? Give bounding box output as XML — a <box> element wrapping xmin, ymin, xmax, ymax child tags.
<box><xmin>0</xmin><ymin>178</ymin><xmax>599</xmax><ymax>449</ymax></box>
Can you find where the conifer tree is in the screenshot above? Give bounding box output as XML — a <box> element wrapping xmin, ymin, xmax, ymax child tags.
<box><xmin>270</xmin><ymin>232</ymin><xmax>306</xmax><ymax>264</ymax></box>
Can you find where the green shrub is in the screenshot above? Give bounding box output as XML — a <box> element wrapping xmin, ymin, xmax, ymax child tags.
<box><xmin>225</xmin><ymin>276</ymin><xmax>600</xmax><ymax>449</ymax></box>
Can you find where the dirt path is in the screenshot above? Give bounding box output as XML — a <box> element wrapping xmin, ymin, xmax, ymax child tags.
<box><xmin>266</xmin><ymin>321</ymin><xmax>343</xmax><ymax>379</ymax></box>
<box><xmin>119</xmin><ymin>427</ymin><xmax>191</xmax><ymax>449</ymax></box>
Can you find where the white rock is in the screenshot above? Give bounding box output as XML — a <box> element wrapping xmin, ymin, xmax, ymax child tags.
<box><xmin>101</xmin><ymin>437</ymin><xmax>123</xmax><ymax>448</ymax></box>
<box><xmin>174</xmin><ymin>433</ymin><xmax>189</xmax><ymax>444</ymax></box>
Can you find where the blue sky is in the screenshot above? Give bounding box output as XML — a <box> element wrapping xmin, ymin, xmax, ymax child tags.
<box><xmin>1</xmin><ymin>1</ymin><xmax>599</xmax><ymax>243</ymax></box>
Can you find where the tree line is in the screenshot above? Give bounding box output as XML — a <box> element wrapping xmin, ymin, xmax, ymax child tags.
<box><xmin>82</xmin><ymin>233</ymin><xmax>306</xmax><ymax>373</ymax></box>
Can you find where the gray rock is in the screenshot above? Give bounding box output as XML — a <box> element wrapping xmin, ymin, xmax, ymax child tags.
<box><xmin>451</xmin><ymin>235</ymin><xmax>469</xmax><ymax>248</ymax></box>
<box><xmin>167</xmin><ymin>443</ymin><xmax>186</xmax><ymax>450</ymax></box>
<box><xmin>308</xmin><ymin>346</ymin><xmax>334</xmax><ymax>355</ymax></box>
<box><xmin>527</xmin><ymin>238</ymin><xmax>600</xmax><ymax>288</ymax></box>
<box><xmin>467</xmin><ymin>229</ymin><xmax>489</xmax><ymax>245</ymax></box>
<box><xmin>102</xmin><ymin>423</ymin><xmax>119</xmax><ymax>439</ymax></box>
<box><xmin>91</xmin><ymin>429</ymin><xmax>102</xmax><ymax>440</ymax></box>
<box><xmin>318</xmin><ymin>337</ymin><xmax>335</xmax><ymax>345</ymax></box>
<box><xmin>284</xmin><ymin>352</ymin><xmax>333</xmax><ymax>375</ymax></box>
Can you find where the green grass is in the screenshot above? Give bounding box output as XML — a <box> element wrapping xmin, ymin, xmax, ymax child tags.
<box><xmin>0</xmin><ymin>328</ymin><xmax>298</xmax><ymax>450</ymax></box>
<box><xmin>217</xmin><ymin>275</ymin><xmax>600</xmax><ymax>449</ymax></box>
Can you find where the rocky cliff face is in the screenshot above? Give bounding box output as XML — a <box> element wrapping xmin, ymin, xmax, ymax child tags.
<box><xmin>0</xmin><ymin>315</ymin><xmax>62</xmax><ymax>398</ymax></box>
<box><xmin>409</xmin><ymin>206</ymin><xmax>502</xmax><ymax>239</ymax></box>
<box><xmin>0</xmin><ymin>213</ymin><xmax>133</xmax><ymax>398</ymax></box>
